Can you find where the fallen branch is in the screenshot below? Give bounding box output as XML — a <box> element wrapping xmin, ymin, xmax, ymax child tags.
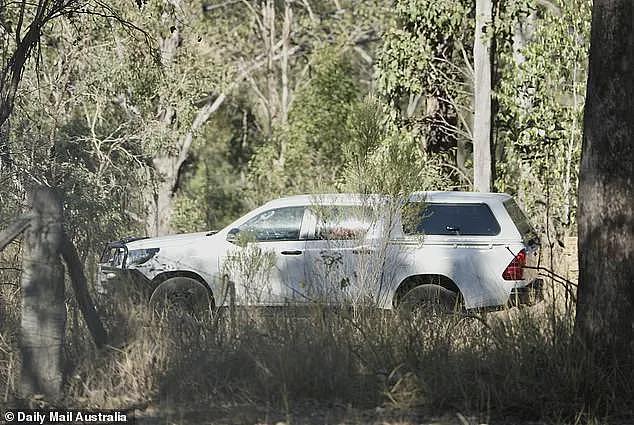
<box><xmin>60</xmin><ymin>232</ymin><xmax>108</xmax><ymax>349</ymax></box>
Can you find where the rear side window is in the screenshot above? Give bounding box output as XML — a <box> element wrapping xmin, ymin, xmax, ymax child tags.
<box><xmin>503</xmin><ymin>199</ymin><xmax>538</xmax><ymax>243</ymax></box>
<box><xmin>402</xmin><ymin>203</ymin><xmax>501</xmax><ymax>236</ymax></box>
<box><xmin>312</xmin><ymin>205</ymin><xmax>373</xmax><ymax>240</ymax></box>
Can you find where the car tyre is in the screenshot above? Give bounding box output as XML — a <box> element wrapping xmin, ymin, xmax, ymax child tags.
<box><xmin>397</xmin><ymin>284</ymin><xmax>460</xmax><ymax>316</ymax></box>
<box><xmin>149</xmin><ymin>277</ymin><xmax>212</xmax><ymax>315</ymax></box>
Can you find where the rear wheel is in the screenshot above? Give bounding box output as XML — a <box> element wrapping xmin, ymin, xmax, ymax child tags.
<box><xmin>149</xmin><ymin>277</ymin><xmax>212</xmax><ymax>315</ymax></box>
<box><xmin>397</xmin><ymin>284</ymin><xmax>461</xmax><ymax>316</ymax></box>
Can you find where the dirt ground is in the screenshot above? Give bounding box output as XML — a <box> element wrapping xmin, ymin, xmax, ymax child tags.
<box><xmin>134</xmin><ymin>402</ymin><xmax>546</xmax><ymax>425</ymax></box>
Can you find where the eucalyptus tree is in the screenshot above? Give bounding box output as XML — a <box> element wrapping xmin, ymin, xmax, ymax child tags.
<box><xmin>473</xmin><ymin>0</ymin><xmax>493</xmax><ymax>192</ymax></box>
<box><xmin>378</xmin><ymin>0</ymin><xmax>591</xmax><ymax>228</ymax></box>
<box><xmin>171</xmin><ymin>0</ymin><xmax>389</xmax><ymax>230</ymax></box>
<box><xmin>496</xmin><ymin>0</ymin><xmax>590</xmax><ymax>239</ymax></box>
<box><xmin>377</xmin><ymin>0</ymin><xmax>475</xmax><ymax>188</ymax></box>
<box><xmin>0</xmin><ymin>0</ymin><xmax>145</xmax><ymax>171</ymax></box>
<box><xmin>575</xmin><ymin>0</ymin><xmax>633</xmax><ymax>367</ymax></box>
<box><xmin>2</xmin><ymin>3</ymin><xmax>156</xmax><ymax>253</ymax></box>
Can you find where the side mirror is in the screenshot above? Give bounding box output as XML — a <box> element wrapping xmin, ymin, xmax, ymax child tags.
<box><xmin>226</xmin><ymin>228</ymin><xmax>240</xmax><ymax>243</ymax></box>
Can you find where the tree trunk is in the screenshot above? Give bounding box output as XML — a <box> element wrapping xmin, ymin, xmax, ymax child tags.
<box><xmin>146</xmin><ymin>93</ymin><xmax>226</xmax><ymax>236</ymax></box>
<box><xmin>511</xmin><ymin>11</ymin><xmax>535</xmax><ymax>68</ymax></box>
<box><xmin>574</xmin><ymin>0</ymin><xmax>634</xmax><ymax>363</ymax></box>
<box><xmin>267</xmin><ymin>0</ymin><xmax>278</xmax><ymax>131</ymax></box>
<box><xmin>473</xmin><ymin>0</ymin><xmax>493</xmax><ymax>192</ymax></box>
<box><xmin>147</xmin><ymin>158</ymin><xmax>178</xmax><ymax>237</ymax></box>
<box><xmin>19</xmin><ymin>187</ymin><xmax>66</xmax><ymax>399</ymax></box>
<box><xmin>143</xmin><ymin>0</ymin><xmax>230</xmax><ymax>236</ymax></box>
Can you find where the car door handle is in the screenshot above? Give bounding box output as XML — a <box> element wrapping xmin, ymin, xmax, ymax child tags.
<box><xmin>281</xmin><ymin>250</ymin><xmax>303</xmax><ymax>256</ymax></box>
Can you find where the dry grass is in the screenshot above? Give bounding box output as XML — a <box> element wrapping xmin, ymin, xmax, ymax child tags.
<box><xmin>0</xmin><ymin>245</ymin><xmax>22</xmax><ymax>407</ymax></box>
<box><xmin>57</xmin><ymin>289</ymin><xmax>631</xmax><ymax>424</ymax></box>
<box><xmin>1</xmin><ymin>243</ymin><xmax>632</xmax><ymax>424</ymax></box>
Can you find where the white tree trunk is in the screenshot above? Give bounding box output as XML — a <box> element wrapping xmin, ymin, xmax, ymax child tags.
<box><xmin>473</xmin><ymin>0</ymin><xmax>493</xmax><ymax>192</ymax></box>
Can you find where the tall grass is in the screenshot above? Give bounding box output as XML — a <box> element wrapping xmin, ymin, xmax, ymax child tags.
<box><xmin>1</xmin><ymin>244</ymin><xmax>632</xmax><ymax>423</ymax></box>
<box><xmin>0</xmin><ymin>244</ymin><xmax>22</xmax><ymax>408</ymax></box>
<box><xmin>55</xmin><ymin>286</ymin><xmax>631</xmax><ymax>423</ymax></box>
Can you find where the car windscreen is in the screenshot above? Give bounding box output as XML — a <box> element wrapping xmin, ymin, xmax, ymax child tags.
<box><xmin>503</xmin><ymin>199</ymin><xmax>538</xmax><ymax>243</ymax></box>
<box><xmin>239</xmin><ymin>206</ymin><xmax>305</xmax><ymax>241</ymax></box>
<box><xmin>402</xmin><ymin>202</ymin><xmax>501</xmax><ymax>236</ymax></box>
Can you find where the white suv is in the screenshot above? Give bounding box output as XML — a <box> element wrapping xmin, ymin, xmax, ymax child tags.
<box><xmin>98</xmin><ymin>192</ymin><xmax>543</xmax><ymax>311</ymax></box>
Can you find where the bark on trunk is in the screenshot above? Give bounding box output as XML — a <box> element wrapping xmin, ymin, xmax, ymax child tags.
<box><xmin>0</xmin><ymin>214</ymin><xmax>30</xmax><ymax>252</ymax></box>
<box><xmin>146</xmin><ymin>172</ymin><xmax>176</xmax><ymax>237</ymax></box>
<box><xmin>473</xmin><ymin>0</ymin><xmax>493</xmax><ymax>192</ymax></box>
<box><xmin>574</xmin><ymin>0</ymin><xmax>634</xmax><ymax>363</ymax></box>
<box><xmin>20</xmin><ymin>187</ymin><xmax>66</xmax><ymax>399</ymax></box>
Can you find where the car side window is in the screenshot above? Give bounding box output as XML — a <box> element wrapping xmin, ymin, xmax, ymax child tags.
<box><xmin>312</xmin><ymin>205</ymin><xmax>373</xmax><ymax>240</ymax></box>
<box><xmin>402</xmin><ymin>202</ymin><xmax>501</xmax><ymax>236</ymax></box>
<box><xmin>239</xmin><ymin>207</ymin><xmax>305</xmax><ymax>241</ymax></box>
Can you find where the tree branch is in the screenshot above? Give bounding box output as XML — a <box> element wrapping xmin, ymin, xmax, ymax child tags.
<box><xmin>0</xmin><ymin>213</ymin><xmax>31</xmax><ymax>252</ymax></box>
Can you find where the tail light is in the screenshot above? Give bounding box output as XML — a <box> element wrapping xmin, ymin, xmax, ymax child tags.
<box><xmin>502</xmin><ymin>249</ymin><xmax>526</xmax><ymax>280</ymax></box>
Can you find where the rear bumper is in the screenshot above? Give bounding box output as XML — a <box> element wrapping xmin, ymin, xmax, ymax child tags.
<box><xmin>509</xmin><ymin>278</ymin><xmax>544</xmax><ymax>307</ymax></box>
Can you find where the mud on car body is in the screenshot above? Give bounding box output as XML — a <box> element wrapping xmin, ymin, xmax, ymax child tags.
<box><xmin>97</xmin><ymin>192</ymin><xmax>543</xmax><ymax>311</ymax></box>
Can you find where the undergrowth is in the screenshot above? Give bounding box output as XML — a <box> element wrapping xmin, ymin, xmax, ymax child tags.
<box><xmin>56</xmin><ymin>289</ymin><xmax>633</xmax><ymax>423</ymax></box>
<box><xmin>1</xmin><ymin>251</ymin><xmax>632</xmax><ymax>424</ymax></box>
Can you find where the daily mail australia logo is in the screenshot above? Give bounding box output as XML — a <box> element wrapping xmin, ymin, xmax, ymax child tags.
<box><xmin>4</xmin><ymin>410</ymin><xmax>130</xmax><ymax>424</ymax></box>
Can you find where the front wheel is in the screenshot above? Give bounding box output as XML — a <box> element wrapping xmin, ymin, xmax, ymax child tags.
<box><xmin>149</xmin><ymin>277</ymin><xmax>213</xmax><ymax>315</ymax></box>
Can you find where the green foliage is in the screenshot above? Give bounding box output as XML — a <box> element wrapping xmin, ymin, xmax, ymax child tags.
<box><xmin>495</xmin><ymin>0</ymin><xmax>591</xmax><ymax>234</ymax></box>
<box><xmin>5</xmin><ymin>8</ymin><xmax>158</xmax><ymax>253</ymax></box>
<box><xmin>376</xmin><ymin>0</ymin><xmax>474</xmax><ymax>188</ymax></box>
<box><xmin>171</xmin><ymin>102</ymin><xmax>258</xmax><ymax>232</ymax></box>
<box><xmin>171</xmin><ymin>1</ymin><xmax>389</xmax><ymax>226</ymax></box>
<box><xmin>340</xmin><ymin>96</ymin><xmax>451</xmax><ymax>196</ymax></box>
<box><xmin>170</xmin><ymin>196</ymin><xmax>207</xmax><ymax>234</ymax></box>
<box><xmin>0</xmin><ymin>0</ymin><xmax>591</xmax><ymax>246</ymax></box>
<box><xmin>247</xmin><ymin>47</ymin><xmax>360</xmax><ymax>204</ymax></box>
<box><xmin>248</xmin><ymin>135</ymin><xmax>326</xmax><ymax>204</ymax></box>
<box><xmin>377</xmin><ymin>0</ymin><xmax>591</xmax><ymax>235</ymax></box>
<box><xmin>378</xmin><ymin>0</ymin><xmax>472</xmax><ymax>97</ymax></box>
<box><xmin>288</xmin><ymin>47</ymin><xmax>359</xmax><ymax>168</ymax></box>
<box><xmin>4</xmin><ymin>0</ymin><xmax>234</xmax><ymax>242</ymax></box>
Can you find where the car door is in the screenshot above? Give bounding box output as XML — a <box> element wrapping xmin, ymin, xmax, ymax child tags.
<box><xmin>300</xmin><ymin>205</ymin><xmax>376</xmax><ymax>305</ymax></box>
<box><xmin>223</xmin><ymin>206</ymin><xmax>308</xmax><ymax>305</ymax></box>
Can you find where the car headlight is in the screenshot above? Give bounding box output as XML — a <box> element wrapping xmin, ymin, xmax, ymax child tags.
<box><xmin>126</xmin><ymin>248</ymin><xmax>160</xmax><ymax>267</ymax></box>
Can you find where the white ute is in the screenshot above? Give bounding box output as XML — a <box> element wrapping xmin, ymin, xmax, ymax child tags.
<box><xmin>98</xmin><ymin>192</ymin><xmax>543</xmax><ymax>311</ymax></box>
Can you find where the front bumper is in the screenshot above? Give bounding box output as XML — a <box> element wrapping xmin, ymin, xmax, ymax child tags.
<box><xmin>509</xmin><ymin>278</ymin><xmax>544</xmax><ymax>307</ymax></box>
<box><xmin>96</xmin><ymin>265</ymin><xmax>154</xmax><ymax>299</ymax></box>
